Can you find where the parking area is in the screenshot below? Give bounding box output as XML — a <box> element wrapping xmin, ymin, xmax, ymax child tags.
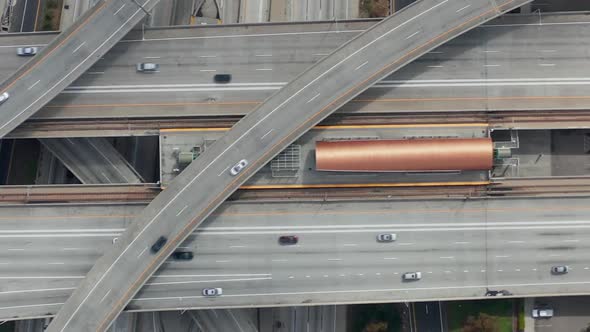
<box><xmin>533</xmin><ymin>296</ymin><xmax>590</xmax><ymax>332</ymax></box>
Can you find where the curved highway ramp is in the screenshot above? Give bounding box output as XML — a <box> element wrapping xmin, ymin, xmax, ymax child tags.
<box><xmin>47</xmin><ymin>0</ymin><xmax>532</xmax><ymax>331</ymax></box>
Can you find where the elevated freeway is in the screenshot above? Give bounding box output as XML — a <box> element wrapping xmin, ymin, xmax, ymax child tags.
<box><xmin>0</xmin><ymin>0</ymin><xmax>162</xmax><ymax>138</ymax></box>
<box><xmin>0</xmin><ymin>196</ymin><xmax>590</xmax><ymax>320</ymax></box>
<box><xmin>47</xmin><ymin>0</ymin><xmax>531</xmax><ymax>331</ymax></box>
<box><xmin>0</xmin><ymin>12</ymin><xmax>589</xmax><ymax>133</ymax></box>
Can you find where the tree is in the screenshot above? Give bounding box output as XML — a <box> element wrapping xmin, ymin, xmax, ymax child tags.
<box><xmin>462</xmin><ymin>313</ymin><xmax>500</xmax><ymax>332</ymax></box>
<box><xmin>363</xmin><ymin>321</ymin><xmax>388</xmax><ymax>332</ymax></box>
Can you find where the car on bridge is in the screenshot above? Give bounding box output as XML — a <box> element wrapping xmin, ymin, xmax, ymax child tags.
<box><xmin>16</xmin><ymin>47</ymin><xmax>38</xmax><ymax>56</ymax></box>
<box><xmin>230</xmin><ymin>159</ymin><xmax>248</xmax><ymax>175</ymax></box>
<box><xmin>0</xmin><ymin>92</ymin><xmax>9</xmax><ymax>105</ymax></box>
<box><xmin>151</xmin><ymin>236</ymin><xmax>167</xmax><ymax>253</ymax></box>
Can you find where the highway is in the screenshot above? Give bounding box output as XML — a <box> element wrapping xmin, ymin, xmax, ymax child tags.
<box><xmin>47</xmin><ymin>1</ymin><xmax>531</xmax><ymax>330</ymax></box>
<box><xmin>1</xmin><ymin>197</ymin><xmax>590</xmax><ymax>320</ymax></box>
<box><xmin>0</xmin><ymin>12</ymin><xmax>588</xmax><ymax>126</ymax></box>
<box><xmin>0</xmin><ymin>0</ymin><xmax>162</xmax><ymax>138</ymax></box>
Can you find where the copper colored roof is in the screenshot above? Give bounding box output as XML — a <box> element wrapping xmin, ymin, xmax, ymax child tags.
<box><xmin>315</xmin><ymin>138</ymin><xmax>493</xmax><ymax>172</ymax></box>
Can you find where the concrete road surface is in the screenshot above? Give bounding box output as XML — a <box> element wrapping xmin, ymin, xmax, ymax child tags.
<box><xmin>0</xmin><ymin>0</ymin><xmax>161</xmax><ymax>138</ymax></box>
<box><xmin>46</xmin><ymin>1</ymin><xmax>531</xmax><ymax>331</ymax></box>
<box><xmin>532</xmin><ymin>296</ymin><xmax>590</xmax><ymax>332</ymax></box>
<box><xmin>413</xmin><ymin>302</ymin><xmax>444</xmax><ymax>332</ymax></box>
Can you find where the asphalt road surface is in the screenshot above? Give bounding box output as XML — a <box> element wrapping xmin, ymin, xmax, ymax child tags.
<box><xmin>46</xmin><ymin>1</ymin><xmax>531</xmax><ymax>331</ymax></box>
<box><xmin>0</xmin><ymin>12</ymin><xmax>589</xmax><ymax>126</ymax></box>
<box><xmin>0</xmin><ymin>0</ymin><xmax>161</xmax><ymax>138</ymax></box>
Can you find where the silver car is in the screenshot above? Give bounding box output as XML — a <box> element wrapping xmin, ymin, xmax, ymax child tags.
<box><xmin>202</xmin><ymin>287</ymin><xmax>223</xmax><ymax>297</ymax></box>
<box><xmin>229</xmin><ymin>159</ymin><xmax>248</xmax><ymax>176</ymax></box>
<box><xmin>376</xmin><ymin>233</ymin><xmax>397</xmax><ymax>242</ymax></box>
<box><xmin>532</xmin><ymin>308</ymin><xmax>553</xmax><ymax>318</ymax></box>
<box><xmin>551</xmin><ymin>265</ymin><xmax>569</xmax><ymax>274</ymax></box>
<box><xmin>136</xmin><ymin>63</ymin><xmax>159</xmax><ymax>72</ymax></box>
<box><xmin>402</xmin><ymin>272</ymin><xmax>422</xmax><ymax>281</ymax></box>
<box><xmin>0</xmin><ymin>92</ymin><xmax>9</xmax><ymax>105</ymax></box>
<box><xmin>17</xmin><ymin>47</ymin><xmax>38</xmax><ymax>56</ymax></box>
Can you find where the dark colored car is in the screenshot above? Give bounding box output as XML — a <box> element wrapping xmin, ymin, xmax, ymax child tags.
<box><xmin>151</xmin><ymin>236</ymin><xmax>167</xmax><ymax>253</ymax></box>
<box><xmin>172</xmin><ymin>251</ymin><xmax>194</xmax><ymax>260</ymax></box>
<box><xmin>214</xmin><ymin>74</ymin><xmax>232</xmax><ymax>83</ymax></box>
<box><xmin>485</xmin><ymin>289</ymin><xmax>512</xmax><ymax>296</ymax></box>
<box><xmin>279</xmin><ymin>235</ymin><xmax>298</xmax><ymax>245</ymax></box>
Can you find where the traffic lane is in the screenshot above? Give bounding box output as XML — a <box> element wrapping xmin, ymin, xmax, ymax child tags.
<box><xmin>0</xmin><ymin>0</ymin><xmax>159</xmax><ymax>138</ymax></box>
<box><xmin>532</xmin><ymin>296</ymin><xmax>590</xmax><ymax>332</ymax></box>
<box><xmin>413</xmin><ymin>302</ymin><xmax>442</xmax><ymax>332</ymax></box>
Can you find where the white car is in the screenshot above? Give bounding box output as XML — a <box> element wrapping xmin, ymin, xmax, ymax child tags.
<box><xmin>202</xmin><ymin>287</ymin><xmax>223</xmax><ymax>297</ymax></box>
<box><xmin>402</xmin><ymin>272</ymin><xmax>422</xmax><ymax>281</ymax></box>
<box><xmin>136</xmin><ymin>63</ymin><xmax>159</xmax><ymax>72</ymax></box>
<box><xmin>0</xmin><ymin>92</ymin><xmax>9</xmax><ymax>105</ymax></box>
<box><xmin>376</xmin><ymin>233</ymin><xmax>397</xmax><ymax>242</ymax></box>
<box><xmin>532</xmin><ymin>308</ymin><xmax>553</xmax><ymax>318</ymax></box>
<box><xmin>551</xmin><ymin>265</ymin><xmax>569</xmax><ymax>274</ymax></box>
<box><xmin>17</xmin><ymin>47</ymin><xmax>38</xmax><ymax>56</ymax></box>
<box><xmin>229</xmin><ymin>159</ymin><xmax>248</xmax><ymax>175</ymax></box>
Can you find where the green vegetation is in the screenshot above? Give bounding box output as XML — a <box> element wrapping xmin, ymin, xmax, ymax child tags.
<box><xmin>347</xmin><ymin>303</ymin><xmax>402</xmax><ymax>332</ymax></box>
<box><xmin>359</xmin><ymin>0</ymin><xmax>390</xmax><ymax>18</ymax></box>
<box><xmin>517</xmin><ymin>300</ymin><xmax>525</xmax><ymax>332</ymax></box>
<box><xmin>447</xmin><ymin>299</ymin><xmax>514</xmax><ymax>332</ymax></box>
<box><xmin>39</xmin><ymin>0</ymin><xmax>62</xmax><ymax>31</ymax></box>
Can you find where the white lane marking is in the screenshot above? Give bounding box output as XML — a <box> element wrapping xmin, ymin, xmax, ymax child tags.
<box><xmin>539</xmin><ymin>63</ymin><xmax>556</xmax><ymax>67</ymax></box>
<box><xmin>215</xmin><ymin>260</ymin><xmax>231</xmax><ymax>263</ymax></box>
<box><xmin>480</xmin><ymin>270</ymin><xmax>486</xmax><ymax>273</ymax></box>
<box><xmin>229</xmin><ymin>245</ymin><xmax>246</xmax><ymax>248</ymax></box>
<box><xmin>398</xmin><ymin>243</ymin><xmax>414</xmax><ymax>246</ymax></box>
<box><xmin>101</xmin><ymin>172</ymin><xmax>111</xmax><ymax>182</ymax></box>
<box><xmin>48</xmin><ymin>262</ymin><xmax>65</xmax><ymax>265</ymax></box>
<box><xmin>549</xmin><ymin>254</ymin><xmax>561</xmax><ymax>257</ymax></box>
<box><xmin>495</xmin><ymin>255</ymin><xmax>510</xmax><ymax>258</ymax></box>
<box><xmin>405</xmin><ymin>31</ymin><xmax>420</xmax><ymax>40</ymax></box>
<box><xmin>288</xmin><ymin>276</ymin><xmax>294</xmax><ymax>279</ymax></box>
<box><xmin>62</xmin><ymin>248</ymin><xmax>84</xmax><ymax>251</ymax></box>
<box><xmin>563</xmin><ymin>239</ymin><xmax>579</xmax><ymax>243</ymax></box>
<box><xmin>439</xmin><ymin>256</ymin><xmax>454</xmax><ymax>259</ymax></box>
<box><xmin>343</xmin><ymin>243</ymin><xmax>357</xmax><ymax>247</ymax></box>
<box><xmin>306</xmin><ymin>93</ymin><xmax>321</xmax><ymax>103</ymax></box>
<box><xmin>532</xmin><ymin>268</ymin><xmax>537</xmax><ymax>271</ymax></box>
<box><xmin>260</xmin><ymin>129</ymin><xmax>274</xmax><ymax>140</ymax></box>
<box><xmin>114</xmin><ymin>4</ymin><xmax>125</xmax><ymax>15</ymax></box>
<box><xmin>354</xmin><ymin>61</ymin><xmax>368</xmax><ymax>71</ymax></box>
<box><xmin>176</xmin><ymin>205</ymin><xmax>189</xmax><ymax>216</ymax></box>
<box><xmin>383</xmin><ymin>257</ymin><xmax>397</xmax><ymax>260</ymax></box>
<box><xmin>7</xmin><ymin>248</ymin><xmax>24</xmax><ymax>251</ymax></box>
<box><xmin>86</xmin><ymin>72</ymin><xmax>104</xmax><ymax>75</ymax></box>
<box><xmin>71</xmin><ymin>0</ymin><xmax>451</xmax><ymax>321</ymax></box>
<box><xmin>72</xmin><ymin>42</ymin><xmax>86</xmax><ymax>54</ymax></box>
<box><xmin>456</xmin><ymin>4</ymin><xmax>470</xmax><ymax>13</ymax></box>
<box><xmin>463</xmin><ymin>270</ymin><xmax>469</xmax><ymax>273</ymax></box>
<box><xmin>28</xmin><ymin>80</ymin><xmax>41</xmax><ymax>90</ymax></box>
<box><xmin>444</xmin><ymin>270</ymin><xmax>451</xmax><ymax>273</ymax></box>
<box><xmin>312</xmin><ymin>53</ymin><xmax>329</xmax><ymax>56</ymax></box>
<box><xmin>0</xmin><ymin>287</ymin><xmax>75</xmax><ymax>295</ymax></box>
<box><xmin>497</xmin><ymin>269</ymin><xmax>503</xmax><ymax>272</ymax></box>
<box><xmin>144</xmin><ymin>56</ymin><xmax>161</xmax><ymax>59</ymax></box>
<box><xmin>585</xmin><ymin>267</ymin><xmax>589</xmax><ymax>270</ymax></box>
<box><xmin>147</xmin><ymin>277</ymin><xmax>272</xmax><ymax>286</ymax></box>
<box><xmin>323</xmin><ymin>275</ymin><xmax>329</xmax><ymax>278</ymax></box>
<box><xmin>306</xmin><ymin>275</ymin><xmax>311</xmax><ymax>278</ymax></box>
<box><xmin>99</xmin><ymin>289</ymin><xmax>111</xmax><ymax>303</ymax></box>
<box><xmin>357</xmin><ymin>274</ymin><xmax>364</xmax><ymax>276</ymax></box>
<box><xmin>339</xmin><ymin>274</ymin><xmax>345</xmax><ymax>277</ymax></box>
<box><xmin>217</xmin><ymin>166</ymin><xmax>230</xmax><ymax>176</ymax></box>
<box><xmin>327</xmin><ymin>258</ymin><xmax>342</xmax><ymax>261</ymax></box>
<box><xmin>199</xmin><ymin>69</ymin><xmax>217</xmax><ymax>72</ymax></box>
<box><xmin>454</xmin><ymin>241</ymin><xmax>470</xmax><ymax>244</ymax></box>
<box><xmin>515</xmin><ymin>269</ymin><xmax>521</xmax><ymax>272</ymax></box>
<box><xmin>427</xmin><ymin>65</ymin><xmax>443</xmax><ymax>68</ymax></box>
<box><xmin>256</xmin><ymin>68</ymin><xmax>272</xmax><ymax>71</ymax></box>
<box><xmin>198</xmin><ymin>55</ymin><xmax>217</xmax><ymax>58</ymax></box>
<box><xmin>538</xmin><ymin>49</ymin><xmax>556</xmax><ymax>53</ymax></box>
<box><xmin>376</xmin><ymin>273</ymin><xmax>381</xmax><ymax>276</ymax></box>
<box><xmin>137</xmin><ymin>247</ymin><xmax>148</xmax><ymax>258</ymax></box>
<box><xmin>271</xmin><ymin>259</ymin><xmax>287</xmax><ymax>262</ymax></box>
<box><xmin>508</xmin><ymin>240</ymin><xmax>525</xmax><ymax>244</ymax></box>
<box><xmin>255</xmin><ymin>54</ymin><xmax>272</xmax><ymax>57</ymax></box>
<box><xmin>483</xmin><ymin>50</ymin><xmax>500</xmax><ymax>53</ymax></box>
<box><xmin>484</xmin><ymin>64</ymin><xmax>500</xmax><ymax>67</ymax></box>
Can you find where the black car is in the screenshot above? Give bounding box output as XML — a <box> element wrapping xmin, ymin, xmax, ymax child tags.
<box><xmin>172</xmin><ymin>251</ymin><xmax>194</xmax><ymax>260</ymax></box>
<box><xmin>214</xmin><ymin>74</ymin><xmax>232</xmax><ymax>83</ymax></box>
<box><xmin>279</xmin><ymin>235</ymin><xmax>298</xmax><ymax>245</ymax></box>
<box><xmin>151</xmin><ymin>236</ymin><xmax>167</xmax><ymax>253</ymax></box>
<box><xmin>485</xmin><ymin>289</ymin><xmax>512</xmax><ymax>296</ymax></box>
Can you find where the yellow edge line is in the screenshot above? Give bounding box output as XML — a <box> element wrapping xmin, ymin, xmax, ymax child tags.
<box><xmin>160</xmin><ymin>123</ymin><xmax>488</xmax><ymax>133</ymax></box>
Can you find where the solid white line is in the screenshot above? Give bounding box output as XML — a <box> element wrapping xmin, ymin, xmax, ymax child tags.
<box><xmin>144</xmin><ymin>56</ymin><xmax>161</xmax><ymax>59</ymax></box>
<box><xmin>137</xmin><ymin>247</ymin><xmax>148</xmax><ymax>258</ymax></box>
<box><xmin>0</xmin><ymin>276</ymin><xmax>84</xmax><ymax>279</ymax></box>
<box><xmin>113</xmin><ymin>4</ymin><xmax>125</xmax><ymax>15</ymax></box>
<box><xmin>229</xmin><ymin>245</ymin><xmax>246</xmax><ymax>248</ymax></box>
<box><xmin>538</xmin><ymin>49</ymin><xmax>556</xmax><ymax>53</ymax></box>
<box><xmin>539</xmin><ymin>63</ymin><xmax>555</xmax><ymax>67</ymax></box>
<box><xmin>255</xmin><ymin>54</ymin><xmax>272</xmax><ymax>57</ymax></box>
<box><xmin>146</xmin><ymin>277</ymin><xmax>272</xmax><ymax>286</ymax></box>
<box><xmin>495</xmin><ymin>255</ymin><xmax>510</xmax><ymax>258</ymax></box>
<box><xmin>456</xmin><ymin>4</ymin><xmax>470</xmax><ymax>13</ymax></box>
<box><xmin>260</xmin><ymin>129</ymin><xmax>274</xmax><ymax>140</ymax></box>
<box><xmin>7</xmin><ymin>248</ymin><xmax>24</xmax><ymax>251</ymax></box>
<box><xmin>327</xmin><ymin>258</ymin><xmax>342</xmax><ymax>261</ymax></box>
<box><xmin>271</xmin><ymin>259</ymin><xmax>287</xmax><ymax>262</ymax></box>
<box><xmin>306</xmin><ymin>93</ymin><xmax>321</xmax><ymax>103</ymax></box>
<box><xmin>427</xmin><ymin>65</ymin><xmax>443</xmax><ymax>68</ymax></box>
<box><xmin>27</xmin><ymin>80</ymin><xmax>41</xmax><ymax>90</ymax></box>
<box><xmin>508</xmin><ymin>240</ymin><xmax>525</xmax><ymax>244</ymax></box>
<box><xmin>439</xmin><ymin>256</ymin><xmax>454</xmax><ymax>259</ymax></box>
<box><xmin>564</xmin><ymin>239</ymin><xmax>579</xmax><ymax>242</ymax></box>
<box><xmin>156</xmin><ymin>273</ymin><xmax>270</xmax><ymax>278</ymax></box>
<box><xmin>101</xmin><ymin>172</ymin><xmax>111</xmax><ymax>183</ymax></box>
<box><xmin>405</xmin><ymin>31</ymin><xmax>420</xmax><ymax>40</ymax></box>
<box><xmin>256</xmin><ymin>68</ymin><xmax>272</xmax><ymax>71</ymax></box>
<box><xmin>215</xmin><ymin>260</ymin><xmax>230</xmax><ymax>263</ymax></box>
<box><xmin>383</xmin><ymin>257</ymin><xmax>397</xmax><ymax>260</ymax></box>
<box><xmin>484</xmin><ymin>64</ymin><xmax>500</xmax><ymax>67</ymax></box>
<box><xmin>72</xmin><ymin>42</ymin><xmax>86</xmax><ymax>54</ymax></box>
<box><xmin>199</xmin><ymin>69</ymin><xmax>217</xmax><ymax>72</ymax></box>
<box><xmin>176</xmin><ymin>205</ymin><xmax>189</xmax><ymax>216</ymax></box>
<box><xmin>483</xmin><ymin>50</ymin><xmax>500</xmax><ymax>53</ymax></box>
<box><xmin>62</xmin><ymin>248</ymin><xmax>83</xmax><ymax>251</ymax></box>
<box><xmin>218</xmin><ymin>166</ymin><xmax>230</xmax><ymax>176</ymax></box>
<box><xmin>312</xmin><ymin>53</ymin><xmax>329</xmax><ymax>56</ymax></box>
<box><xmin>497</xmin><ymin>270</ymin><xmax>503</xmax><ymax>272</ymax></box>
<box><xmin>198</xmin><ymin>55</ymin><xmax>216</xmax><ymax>58</ymax></box>
<box><xmin>48</xmin><ymin>262</ymin><xmax>65</xmax><ymax>265</ymax></box>
<box><xmin>0</xmin><ymin>287</ymin><xmax>75</xmax><ymax>295</ymax></box>
<box><xmin>454</xmin><ymin>241</ymin><xmax>470</xmax><ymax>244</ymax></box>
<box><xmin>354</xmin><ymin>61</ymin><xmax>368</xmax><ymax>71</ymax></box>
<box><xmin>99</xmin><ymin>289</ymin><xmax>111</xmax><ymax>303</ymax></box>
